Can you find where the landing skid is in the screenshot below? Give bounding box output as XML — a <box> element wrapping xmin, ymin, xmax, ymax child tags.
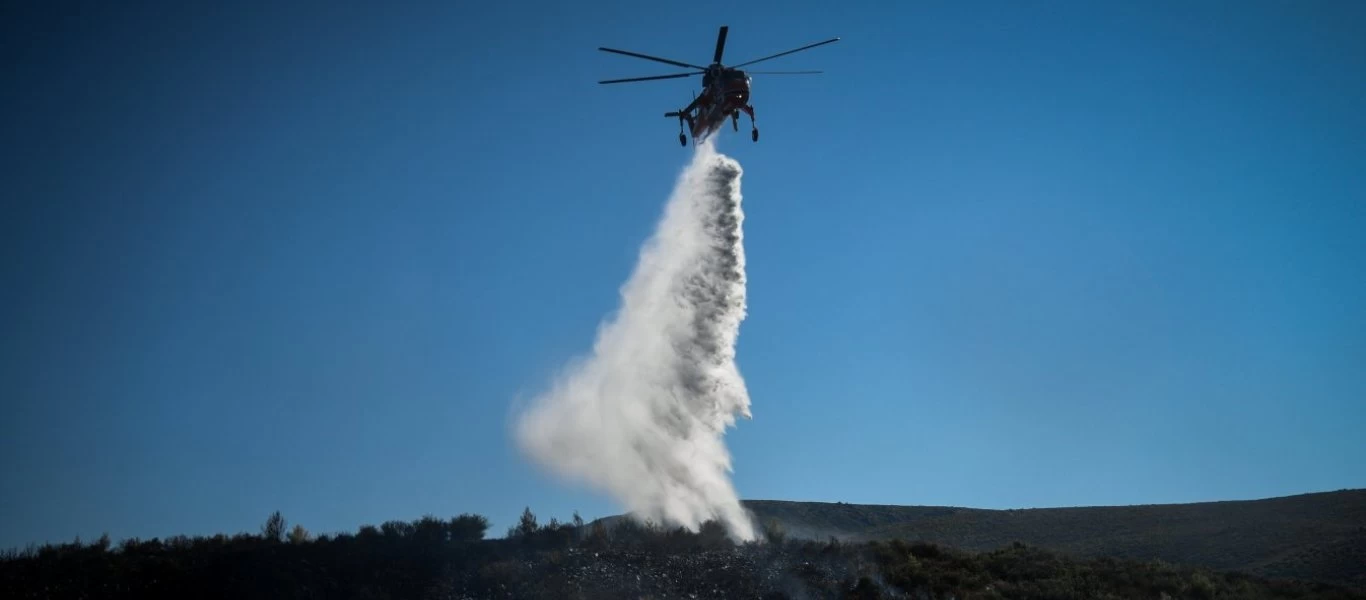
<box><xmin>667</xmin><ymin>111</ymin><xmax>695</xmax><ymax>146</ymax></box>
<box><xmin>745</xmin><ymin>105</ymin><xmax>758</xmax><ymax>142</ymax></box>
<box><xmin>671</xmin><ymin>107</ymin><xmax>758</xmax><ymax>146</ymax></box>
<box><xmin>675</xmin><ymin>128</ymin><xmax>757</xmax><ymax>145</ymax></box>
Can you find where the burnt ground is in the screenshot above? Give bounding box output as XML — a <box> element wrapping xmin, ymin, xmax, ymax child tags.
<box><xmin>434</xmin><ymin>538</ymin><xmax>1363</xmax><ymax>600</ymax></box>
<box><xmin>441</xmin><ymin>544</ymin><xmax>870</xmax><ymax>599</ymax></box>
<box><xmin>5</xmin><ymin>511</ymin><xmax>1364</xmax><ymax>599</ymax></box>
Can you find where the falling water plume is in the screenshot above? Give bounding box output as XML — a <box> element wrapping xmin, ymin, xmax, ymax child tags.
<box><xmin>513</xmin><ymin>139</ymin><xmax>756</xmax><ymax>541</ymax></box>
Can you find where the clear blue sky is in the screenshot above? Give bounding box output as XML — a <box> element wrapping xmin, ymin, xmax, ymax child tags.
<box><xmin>3</xmin><ymin>0</ymin><xmax>1363</xmax><ymax>550</ymax></box>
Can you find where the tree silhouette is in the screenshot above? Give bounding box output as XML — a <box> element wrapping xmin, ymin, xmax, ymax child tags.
<box><xmin>450</xmin><ymin>513</ymin><xmax>490</xmax><ymax>542</ymax></box>
<box><xmin>1</xmin><ymin>507</ymin><xmax>1358</xmax><ymax>599</ymax></box>
<box><xmin>288</xmin><ymin>524</ymin><xmax>309</xmax><ymax>544</ymax></box>
<box><xmin>261</xmin><ymin>511</ymin><xmax>287</xmax><ymax>543</ymax></box>
<box><xmin>516</xmin><ymin>506</ymin><xmax>538</xmax><ymax>538</ymax></box>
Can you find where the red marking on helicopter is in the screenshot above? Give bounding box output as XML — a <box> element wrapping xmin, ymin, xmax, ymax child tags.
<box><xmin>598</xmin><ymin>26</ymin><xmax>839</xmax><ymax>146</ymax></box>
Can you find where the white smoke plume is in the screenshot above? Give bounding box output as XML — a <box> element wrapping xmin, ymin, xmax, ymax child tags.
<box><xmin>513</xmin><ymin>139</ymin><xmax>756</xmax><ymax>541</ymax></box>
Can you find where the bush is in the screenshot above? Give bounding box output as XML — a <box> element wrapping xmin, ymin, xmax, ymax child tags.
<box><xmin>3</xmin><ymin>510</ymin><xmax>1362</xmax><ymax>600</ymax></box>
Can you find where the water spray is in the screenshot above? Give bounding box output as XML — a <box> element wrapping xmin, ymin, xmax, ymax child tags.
<box><xmin>514</xmin><ymin>140</ymin><xmax>756</xmax><ymax>541</ymax></box>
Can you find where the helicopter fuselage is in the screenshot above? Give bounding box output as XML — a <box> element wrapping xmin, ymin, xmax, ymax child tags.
<box><xmin>682</xmin><ymin>68</ymin><xmax>754</xmax><ymax>143</ymax></box>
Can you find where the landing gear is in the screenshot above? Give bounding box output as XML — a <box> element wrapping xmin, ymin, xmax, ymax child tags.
<box><xmin>679</xmin><ymin>133</ymin><xmax>687</xmax><ymax>146</ymax></box>
<box><xmin>742</xmin><ymin>104</ymin><xmax>758</xmax><ymax>142</ymax></box>
<box><xmin>732</xmin><ymin>111</ymin><xmax>739</xmax><ymax>131</ymax></box>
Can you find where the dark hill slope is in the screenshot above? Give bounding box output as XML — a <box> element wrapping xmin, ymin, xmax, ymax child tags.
<box><xmin>742</xmin><ymin>489</ymin><xmax>1366</xmax><ymax>589</ymax></box>
<box><xmin>7</xmin><ymin>523</ymin><xmax>1365</xmax><ymax>599</ymax></box>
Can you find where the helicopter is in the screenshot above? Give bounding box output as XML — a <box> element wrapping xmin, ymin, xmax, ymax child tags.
<box><xmin>598</xmin><ymin>26</ymin><xmax>839</xmax><ymax>146</ymax></box>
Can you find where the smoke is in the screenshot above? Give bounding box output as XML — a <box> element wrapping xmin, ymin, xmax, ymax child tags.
<box><xmin>513</xmin><ymin>139</ymin><xmax>756</xmax><ymax>541</ymax></box>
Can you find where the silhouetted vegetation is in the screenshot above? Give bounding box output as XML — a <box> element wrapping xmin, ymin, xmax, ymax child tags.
<box><xmin>3</xmin><ymin>507</ymin><xmax>1363</xmax><ymax>599</ymax></box>
<box><xmin>746</xmin><ymin>489</ymin><xmax>1366</xmax><ymax>589</ymax></box>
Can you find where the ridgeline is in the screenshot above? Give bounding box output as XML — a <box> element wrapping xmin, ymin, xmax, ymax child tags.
<box><xmin>3</xmin><ymin>489</ymin><xmax>1362</xmax><ymax>599</ymax></box>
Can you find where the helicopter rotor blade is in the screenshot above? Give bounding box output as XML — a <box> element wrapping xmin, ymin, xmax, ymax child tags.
<box><xmin>731</xmin><ymin>37</ymin><xmax>840</xmax><ymax>68</ymax></box>
<box><xmin>745</xmin><ymin>70</ymin><xmax>824</xmax><ymax>75</ymax></box>
<box><xmin>713</xmin><ymin>26</ymin><xmax>729</xmax><ymax>64</ymax></box>
<box><xmin>599</xmin><ymin>72</ymin><xmax>702</xmax><ymax>84</ymax></box>
<box><xmin>598</xmin><ymin>47</ymin><xmax>708</xmax><ymax>70</ymax></box>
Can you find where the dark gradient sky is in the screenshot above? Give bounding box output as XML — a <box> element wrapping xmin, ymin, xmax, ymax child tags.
<box><xmin>3</xmin><ymin>1</ymin><xmax>1363</xmax><ymax>550</ymax></box>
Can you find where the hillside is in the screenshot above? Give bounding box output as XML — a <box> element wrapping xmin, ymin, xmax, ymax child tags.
<box><xmin>740</xmin><ymin>489</ymin><xmax>1366</xmax><ymax>589</ymax></box>
<box><xmin>4</xmin><ymin>512</ymin><xmax>1364</xmax><ymax>599</ymax></box>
